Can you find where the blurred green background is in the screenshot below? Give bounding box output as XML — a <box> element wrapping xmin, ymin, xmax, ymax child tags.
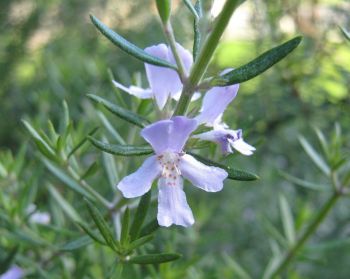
<box><xmin>1</xmin><ymin>0</ymin><xmax>350</xmax><ymax>278</ymax></box>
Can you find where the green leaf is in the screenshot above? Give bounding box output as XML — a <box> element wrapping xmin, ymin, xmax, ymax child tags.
<box><xmin>128</xmin><ymin>253</ymin><xmax>181</xmax><ymax>264</ymax></box>
<box><xmin>76</xmin><ymin>221</ymin><xmax>106</xmax><ymax>245</ymax></box>
<box><xmin>97</xmin><ymin>112</ymin><xmax>126</xmax><ymax>144</ymax></box>
<box><xmin>222</xmin><ymin>253</ymin><xmax>252</xmax><ymax>279</ymax></box>
<box><xmin>85</xmin><ymin>199</ymin><xmax>119</xmax><ymax>251</ymax></box>
<box><xmin>193</xmin><ymin>0</ymin><xmax>203</xmax><ymax>61</ymax></box>
<box><xmin>48</xmin><ymin>184</ymin><xmax>82</xmax><ymax>222</ymax></box>
<box><xmin>279</xmin><ymin>170</ymin><xmax>330</xmax><ymax>192</ymax></box>
<box><xmin>127</xmin><ymin>234</ymin><xmax>154</xmax><ymax>251</ymax></box>
<box><xmin>40</xmin><ymin>157</ymin><xmax>94</xmax><ymax>200</ymax></box>
<box><xmin>140</xmin><ymin>219</ymin><xmax>160</xmax><ymax>237</ymax></box>
<box><xmin>120</xmin><ymin>208</ymin><xmax>130</xmax><ymax>245</ymax></box>
<box><xmin>90</xmin><ymin>15</ymin><xmax>176</xmax><ymax>69</ymax></box>
<box><xmin>81</xmin><ymin>162</ymin><xmax>99</xmax><ymax>180</ymax></box>
<box><xmin>0</xmin><ymin>246</ymin><xmax>18</xmax><ymax>274</ymax></box>
<box><xmin>130</xmin><ymin>190</ymin><xmax>152</xmax><ymax>241</ymax></box>
<box><xmin>89</xmin><ymin>136</ymin><xmax>153</xmax><ymax>156</ymax></box>
<box><xmin>339</xmin><ymin>26</ymin><xmax>350</xmax><ymax>41</ymax></box>
<box><xmin>67</xmin><ymin>127</ymin><xmax>99</xmax><ymax>158</ymax></box>
<box><xmin>188</xmin><ymin>152</ymin><xmax>259</xmax><ymax>181</ymax></box>
<box><xmin>60</xmin><ymin>235</ymin><xmax>93</xmax><ymax>251</ymax></box>
<box><xmin>22</xmin><ymin>120</ymin><xmax>56</xmax><ymax>160</ymax></box>
<box><xmin>279</xmin><ymin>195</ymin><xmax>296</xmax><ymax>245</ymax></box>
<box><xmin>101</xmin><ymin>137</ymin><xmax>119</xmax><ymax>189</ymax></box>
<box><xmin>156</xmin><ymin>0</ymin><xmax>172</xmax><ymax>23</ymax></box>
<box><xmin>298</xmin><ymin>135</ymin><xmax>330</xmax><ymax>176</ymax></box>
<box><xmin>218</xmin><ymin>36</ymin><xmax>302</xmax><ymax>85</ymax></box>
<box><xmin>183</xmin><ymin>0</ymin><xmax>199</xmax><ymax>19</ymax></box>
<box><xmin>305</xmin><ymin>237</ymin><xmax>350</xmax><ymax>252</ymax></box>
<box><xmin>87</xmin><ymin>94</ymin><xmax>150</xmax><ymax>128</ymax></box>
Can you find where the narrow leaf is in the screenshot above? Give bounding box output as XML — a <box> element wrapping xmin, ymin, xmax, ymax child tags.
<box><xmin>130</xmin><ymin>190</ymin><xmax>152</xmax><ymax>241</ymax></box>
<box><xmin>81</xmin><ymin>162</ymin><xmax>99</xmax><ymax>180</ymax></box>
<box><xmin>279</xmin><ymin>195</ymin><xmax>296</xmax><ymax>245</ymax></box>
<box><xmin>67</xmin><ymin>127</ymin><xmax>99</xmax><ymax>158</ymax></box>
<box><xmin>222</xmin><ymin>253</ymin><xmax>252</xmax><ymax>279</ymax></box>
<box><xmin>101</xmin><ymin>137</ymin><xmax>119</xmax><ymax>189</ymax></box>
<box><xmin>298</xmin><ymin>136</ymin><xmax>330</xmax><ymax>175</ymax></box>
<box><xmin>48</xmin><ymin>184</ymin><xmax>82</xmax><ymax>222</ymax></box>
<box><xmin>156</xmin><ymin>0</ymin><xmax>171</xmax><ymax>23</ymax></box>
<box><xmin>87</xmin><ymin>94</ymin><xmax>150</xmax><ymax>128</ymax></box>
<box><xmin>89</xmin><ymin>136</ymin><xmax>153</xmax><ymax>156</ymax></box>
<box><xmin>193</xmin><ymin>0</ymin><xmax>203</xmax><ymax>61</ymax></box>
<box><xmin>120</xmin><ymin>208</ymin><xmax>130</xmax><ymax>245</ymax></box>
<box><xmin>128</xmin><ymin>234</ymin><xmax>154</xmax><ymax>251</ymax></box>
<box><xmin>219</xmin><ymin>36</ymin><xmax>302</xmax><ymax>85</ymax></box>
<box><xmin>183</xmin><ymin>0</ymin><xmax>199</xmax><ymax>18</ymax></box>
<box><xmin>40</xmin><ymin>157</ymin><xmax>94</xmax><ymax>200</ymax></box>
<box><xmin>22</xmin><ymin>120</ymin><xmax>56</xmax><ymax>159</ymax></box>
<box><xmin>128</xmin><ymin>253</ymin><xmax>181</xmax><ymax>264</ymax></box>
<box><xmin>0</xmin><ymin>246</ymin><xmax>18</xmax><ymax>274</ymax></box>
<box><xmin>85</xmin><ymin>199</ymin><xmax>118</xmax><ymax>251</ymax></box>
<box><xmin>279</xmin><ymin>171</ymin><xmax>330</xmax><ymax>192</ymax></box>
<box><xmin>60</xmin><ymin>235</ymin><xmax>93</xmax><ymax>251</ymax></box>
<box><xmin>97</xmin><ymin>112</ymin><xmax>126</xmax><ymax>144</ymax></box>
<box><xmin>90</xmin><ymin>15</ymin><xmax>176</xmax><ymax>69</ymax></box>
<box><xmin>339</xmin><ymin>26</ymin><xmax>350</xmax><ymax>41</ymax></box>
<box><xmin>76</xmin><ymin>221</ymin><xmax>106</xmax><ymax>245</ymax></box>
<box><xmin>140</xmin><ymin>219</ymin><xmax>160</xmax><ymax>237</ymax></box>
<box><xmin>189</xmin><ymin>152</ymin><xmax>259</xmax><ymax>181</ymax></box>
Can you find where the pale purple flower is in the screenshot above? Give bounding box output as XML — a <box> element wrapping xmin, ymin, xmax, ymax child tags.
<box><xmin>0</xmin><ymin>266</ymin><xmax>23</xmax><ymax>279</ymax></box>
<box><xmin>117</xmin><ymin>116</ymin><xmax>228</xmax><ymax>227</ymax></box>
<box><xmin>113</xmin><ymin>43</ymin><xmax>199</xmax><ymax>110</ymax></box>
<box><xmin>193</xmin><ymin>126</ymin><xmax>256</xmax><ymax>155</ymax></box>
<box><xmin>194</xmin><ymin>73</ymin><xmax>255</xmax><ymax>156</ymax></box>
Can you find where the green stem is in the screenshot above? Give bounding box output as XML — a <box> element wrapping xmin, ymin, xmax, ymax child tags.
<box><xmin>173</xmin><ymin>0</ymin><xmax>242</xmax><ymax>116</ymax></box>
<box><xmin>164</xmin><ymin>22</ymin><xmax>186</xmax><ymax>80</ymax></box>
<box><xmin>270</xmin><ymin>191</ymin><xmax>342</xmax><ymax>278</ymax></box>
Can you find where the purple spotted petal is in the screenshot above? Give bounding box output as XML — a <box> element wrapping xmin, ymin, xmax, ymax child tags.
<box><xmin>112</xmin><ymin>80</ymin><xmax>152</xmax><ymax>99</ymax></box>
<box><xmin>117</xmin><ymin>155</ymin><xmax>161</xmax><ymax>198</ymax></box>
<box><xmin>141</xmin><ymin>116</ymin><xmax>198</xmax><ymax>154</ymax></box>
<box><xmin>179</xmin><ymin>154</ymin><xmax>227</xmax><ymax>192</ymax></box>
<box><xmin>196</xmin><ymin>83</ymin><xmax>239</xmax><ymax>125</ymax></box>
<box><xmin>144</xmin><ymin>44</ymin><xmax>183</xmax><ymax>109</ymax></box>
<box><xmin>0</xmin><ymin>266</ymin><xmax>23</xmax><ymax>279</ymax></box>
<box><xmin>157</xmin><ymin>177</ymin><xmax>194</xmax><ymax>227</ymax></box>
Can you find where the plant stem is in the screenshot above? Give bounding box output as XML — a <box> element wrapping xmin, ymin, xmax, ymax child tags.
<box><xmin>269</xmin><ymin>191</ymin><xmax>342</xmax><ymax>278</ymax></box>
<box><xmin>164</xmin><ymin>22</ymin><xmax>186</xmax><ymax>80</ymax></box>
<box><xmin>173</xmin><ymin>0</ymin><xmax>242</xmax><ymax>116</ymax></box>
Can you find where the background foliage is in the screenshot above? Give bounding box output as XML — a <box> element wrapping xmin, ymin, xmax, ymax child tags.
<box><xmin>1</xmin><ymin>0</ymin><xmax>349</xmax><ymax>278</ymax></box>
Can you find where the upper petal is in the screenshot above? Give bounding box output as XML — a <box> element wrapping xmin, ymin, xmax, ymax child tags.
<box><xmin>144</xmin><ymin>44</ymin><xmax>183</xmax><ymax>109</ymax></box>
<box><xmin>179</xmin><ymin>154</ymin><xmax>228</xmax><ymax>192</ymax></box>
<box><xmin>196</xmin><ymin>83</ymin><xmax>239</xmax><ymax>125</ymax></box>
<box><xmin>141</xmin><ymin>116</ymin><xmax>198</xmax><ymax>154</ymax></box>
<box><xmin>157</xmin><ymin>177</ymin><xmax>194</xmax><ymax>227</ymax></box>
<box><xmin>169</xmin><ymin>43</ymin><xmax>193</xmax><ymax>76</ymax></box>
<box><xmin>116</xmin><ymin>155</ymin><xmax>161</xmax><ymax>198</ymax></box>
<box><xmin>112</xmin><ymin>80</ymin><xmax>153</xmax><ymax>99</ymax></box>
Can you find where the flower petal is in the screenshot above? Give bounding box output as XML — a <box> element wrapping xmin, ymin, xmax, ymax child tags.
<box><xmin>179</xmin><ymin>154</ymin><xmax>227</xmax><ymax>192</ymax></box>
<box><xmin>169</xmin><ymin>43</ymin><xmax>193</xmax><ymax>76</ymax></box>
<box><xmin>112</xmin><ymin>80</ymin><xmax>153</xmax><ymax>99</ymax></box>
<box><xmin>144</xmin><ymin>44</ymin><xmax>183</xmax><ymax>109</ymax></box>
<box><xmin>230</xmin><ymin>139</ymin><xmax>256</xmax><ymax>156</ymax></box>
<box><xmin>141</xmin><ymin>116</ymin><xmax>198</xmax><ymax>154</ymax></box>
<box><xmin>196</xmin><ymin>83</ymin><xmax>239</xmax><ymax>125</ymax></box>
<box><xmin>157</xmin><ymin>177</ymin><xmax>194</xmax><ymax>227</ymax></box>
<box><xmin>0</xmin><ymin>266</ymin><xmax>23</xmax><ymax>279</ymax></box>
<box><xmin>117</xmin><ymin>155</ymin><xmax>161</xmax><ymax>198</ymax></box>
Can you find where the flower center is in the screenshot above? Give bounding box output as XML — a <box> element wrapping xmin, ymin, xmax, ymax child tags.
<box><xmin>157</xmin><ymin>152</ymin><xmax>181</xmax><ymax>186</ymax></box>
